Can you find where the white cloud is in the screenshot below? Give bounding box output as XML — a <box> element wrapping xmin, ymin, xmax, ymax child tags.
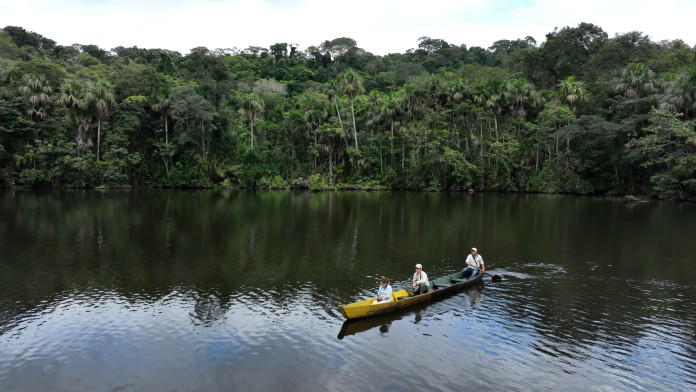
<box><xmin>0</xmin><ymin>0</ymin><xmax>694</xmax><ymax>55</ymax></box>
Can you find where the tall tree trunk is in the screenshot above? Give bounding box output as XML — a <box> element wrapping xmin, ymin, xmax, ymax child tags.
<box><xmin>164</xmin><ymin>116</ymin><xmax>169</xmax><ymax>146</ymax></box>
<box><xmin>334</xmin><ymin>98</ymin><xmax>348</xmax><ymax>148</ymax></box>
<box><xmin>313</xmin><ymin>129</ymin><xmax>317</xmax><ymax>169</ymax></box>
<box><xmin>493</xmin><ymin>113</ymin><xmax>499</xmax><ymax>142</ymax></box>
<box><xmin>479</xmin><ymin>120</ymin><xmax>485</xmax><ymax>188</ymax></box>
<box><xmin>250</xmin><ymin>119</ymin><xmax>255</xmax><ymax>149</ymax></box>
<box><xmin>328</xmin><ymin>149</ymin><xmax>333</xmax><ymax>180</ymax></box>
<box><xmin>378</xmin><ymin>141</ymin><xmax>383</xmax><ymax>174</ymax></box>
<box><xmin>350</xmin><ymin>100</ymin><xmax>358</xmax><ymax>150</ymax></box>
<box><xmin>201</xmin><ymin>122</ymin><xmax>206</xmax><ymax>157</ymax></box>
<box><xmin>390</xmin><ymin>119</ymin><xmax>394</xmax><ymax>166</ymax></box>
<box><xmin>97</xmin><ymin>119</ymin><xmax>102</xmax><ymax>161</ymax></box>
<box><xmin>401</xmin><ymin>137</ymin><xmax>405</xmax><ymax>175</ymax></box>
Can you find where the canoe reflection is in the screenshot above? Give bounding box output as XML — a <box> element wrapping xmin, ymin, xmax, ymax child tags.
<box><xmin>337</xmin><ymin>308</ymin><xmax>406</xmax><ymax>340</ymax></box>
<box><xmin>337</xmin><ymin>284</ymin><xmax>484</xmax><ymax>340</ymax></box>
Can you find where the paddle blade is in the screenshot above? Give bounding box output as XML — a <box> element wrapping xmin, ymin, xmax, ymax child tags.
<box><xmin>491</xmin><ymin>274</ymin><xmax>502</xmax><ymax>282</ymax></box>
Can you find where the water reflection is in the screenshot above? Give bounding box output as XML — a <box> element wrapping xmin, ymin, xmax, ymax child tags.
<box><xmin>337</xmin><ymin>305</ymin><xmax>419</xmax><ymax>340</ymax></box>
<box><xmin>1</xmin><ymin>190</ymin><xmax>695</xmax><ymax>391</ymax></box>
<box><xmin>337</xmin><ymin>280</ymin><xmax>489</xmax><ymax>340</ymax></box>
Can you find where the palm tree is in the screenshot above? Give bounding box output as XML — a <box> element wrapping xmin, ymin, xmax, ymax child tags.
<box><xmin>615</xmin><ymin>63</ymin><xmax>657</xmax><ymax>99</ymax></box>
<box><xmin>470</xmin><ymin>79</ymin><xmax>506</xmax><ymax>142</ymax></box>
<box><xmin>485</xmin><ymin>79</ymin><xmax>507</xmax><ymax>141</ymax></box>
<box><xmin>338</xmin><ymin>68</ymin><xmax>365</xmax><ymax>150</ymax></box>
<box><xmin>84</xmin><ymin>79</ymin><xmax>116</xmax><ymax>161</ymax></box>
<box><xmin>397</xmin><ymin>85</ymin><xmax>417</xmax><ymax>174</ymax></box>
<box><xmin>659</xmin><ymin>65</ymin><xmax>696</xmax><ymax>120</ymax></box>
<box><xmin>18</xmin><ymin>74</ymin><xmax>52</xmax><ymax>122</ymax></box>
<box><xmin>240</xmin><ymin>92</ymin><xmax>265</xmax><ymax>149</ymax></box>
<box><xmin>322</xmin><ymin>81</ymin><xmax>347</xmax><ymax>147</ymax></box>
<box><xmin>446</xmin><ymin>78</ymin><xmax>469</xmax><ymax>105</ymax></box>
<box><xmin>377</xmin><ymin>92</ymin><xmax>403</xmax><ymax>167</ymax></box>
<box><xmin>56</xmin><ymin>81</ymin><xmax>84</xmax><ymax>109</ymax></box>
<box><xmin>506</xmin><ymin>78</ymin><xmax>542</xmax><ymax>118</ymax></box>
<box><xmin>74</xmin><ymin>114</ymin><xmax>93</xmax><ymax>156</ymax></box>
<box><xmin>152</xmin><ymin>92</ymin><xmax>173</xmax><ymax>146</ymax></box>
<box><xmin>57</xmin><ymin>81</ymin><xmax>91</xmax><ymax>155</ymax></box>
<box><xmin>298</xmin><ymin>91</ymin><xmax>328</xmax><ymax>168</ymax></box>
<box><xmin>556</xmin><ymin>76</ymin><xmax>589</xmax><ymax>113</ymax></box>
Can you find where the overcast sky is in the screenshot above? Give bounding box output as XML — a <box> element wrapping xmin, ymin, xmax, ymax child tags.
<box><xmin>1</xmin><ymin>0</ymin><xmax>695</xmax><ymax>55</ymax></box>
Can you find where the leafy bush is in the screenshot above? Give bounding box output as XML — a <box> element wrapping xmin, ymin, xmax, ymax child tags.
<box><xmin>257</xmin><ymin>175</ymin><xmax>289</xmax><ymax>189</ymax></box>
<box><xmin>308</xmin><ymin>173</ymin><xmax>334</xmax><ymax>191</ymax></box>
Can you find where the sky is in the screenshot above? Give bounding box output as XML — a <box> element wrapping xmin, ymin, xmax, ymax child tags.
<box><xmin>1</xmin><ymin>0</ymin><xmax>695</xmax><ymax>55</ymax></box>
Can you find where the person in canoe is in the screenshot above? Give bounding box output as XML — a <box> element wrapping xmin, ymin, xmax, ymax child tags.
<box><xmin>412</xmin><ymin>264</ymin><xmax>429</xmax><ymax>295</ymax></box>
<box><xmin>373</xmin><ymin>276</ymin><xmax>393</xmax><ymax>304</ymax></box>
<box><xmin>463</xmin><ymin>247</ymin><xmax>485</xmax><ymax>279</ymax></box>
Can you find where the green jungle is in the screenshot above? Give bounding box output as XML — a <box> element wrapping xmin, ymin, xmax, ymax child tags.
<box><xmin>1</xmin><ymin>23</ymin><xmax>695</xmax><ymax>200</ymax></box>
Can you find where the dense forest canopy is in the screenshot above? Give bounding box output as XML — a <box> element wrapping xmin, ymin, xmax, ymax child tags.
<box><xmin>1</xmin><ymin>24</ymin><xmax>695</xmax><ymax>199</ymax></box>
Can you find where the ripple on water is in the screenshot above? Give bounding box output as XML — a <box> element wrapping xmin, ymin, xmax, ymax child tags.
<box><xmin>1</xmin><ymin>265</ymin><xmax>695</xmax><ymax>391</ymax></box>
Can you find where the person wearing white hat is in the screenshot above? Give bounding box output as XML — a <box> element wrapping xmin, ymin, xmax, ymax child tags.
<box><xmin>412</xmin><ymin>264</ymin><xmax>429</xmax><ymax>295</ymax></box>
<box><xmin>463</xmin><ymin>247</ymin><xmax>485</xmax><ymax>279</ymax></box>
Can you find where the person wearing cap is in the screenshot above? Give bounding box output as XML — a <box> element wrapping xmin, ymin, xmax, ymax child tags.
<box><xmin>373</xmin><ymin>276</ymin><xmax>393</xmax><ymax>304</ymax></box>
<box><xmin>412</xmin><ymin>264</ymin><xmax>430</xmax><ymax>295</ymax></box>
<box><xmin>463</xmin><ymin>247</ymin><xmax>485</xmax><ymax>279</ymax></box>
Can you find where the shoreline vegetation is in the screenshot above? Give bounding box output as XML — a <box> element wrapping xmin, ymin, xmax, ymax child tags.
<box><xmin>1</xmin><ymin>23</ymin><xmax>695</xmax><ymax>201</ymax></box>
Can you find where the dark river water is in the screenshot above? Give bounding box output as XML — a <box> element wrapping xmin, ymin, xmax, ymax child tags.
<box><xmin>0</xmin><ymin>190</ymin><xmax>694</xmax><ymax>392</ymax></box>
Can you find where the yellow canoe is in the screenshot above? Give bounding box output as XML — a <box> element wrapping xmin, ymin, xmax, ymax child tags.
<box><xmin>337</xmin><ymin>271</ymin><xmax>484</xmax><ymax>320</ymax></box>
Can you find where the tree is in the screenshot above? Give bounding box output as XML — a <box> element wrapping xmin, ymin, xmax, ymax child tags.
<box><xmin>471</xmin><ymin>78</ymin><xmax>506</xmax><ymax>141</ymax></box>
<box><xmin>298</xmin><ymin>91</ymin><xmax>328</xmax><ymax>169</ymax></box>
<box><xmin>4</xmin><ymin>26</ymin><xmax>55</xmax><ymax>50</ymax></box>
<box><xmin>152</xmin><ymin>92</ymin><xmax>172</xmax><ymax>146</ymax></box>
<box><xmin>84</xmin><ymin>79</ymin><xmax>116</xmax><ymax>161</ymax></box>
<box><xmin>506</xmin><ymin>78</ymin><xmax>542</xmax><ymax>118</ymax></box>
<box><xmin>556</xmin><ymin>76</ymin><xmax>589</xmax><ymax>113</ymax></box>
<box><xmin>659</xmin><ymin>65</ymin><xmax>696</xmax><ymax>120</ymax></box>
<box><xmin>626</xmin><ymin>109</ymin><xmax>696</xmax><ymax>200</ymax></box>
<box><xmin>56</xmin><ymin>81</ymin><xmax>92</xmax><ymax>155</ymax></box>
<box><xmin>338</xmin><ymin>68</ymin><xmax>365</xmax><ymax>150</ymax></box>
<box><xmin>614</xmin><ymin>63</ymin><xmax>657</xmax><ymax>99</ymax></box>
<box><xmin>18</xmin><ymin>74</ymin><xmax>52</xmax><ymax>122</ymax></box>
<box><xmin>537</xmin><ymin>103</ymin><xmax>575</xmax><ymax>158</ymax></box>
<box><xmin>270</xmin><ymin>43</ymin><xmax>288</xmax><ymax>60</ymax></box>
<box><xmin>320</xmin><ymin>37</ymin><xmax>358</xmax><ymax>60</ymax></box>
<box><xmin>539</xmin><ymin>23</ymin><xmax>608</xmax><ymax>83</ymax></box>
<box><xmin>240</xmin><ymin>92</ymin><xmax>265</xmax><ymax>149</ymax></box>
<box><xmin>417</xmin><ymin>36</ymin><xmax>450</xmax><ymax>54</ymax></box>
<box><xmin>377</xmin><ymin>92</ymin><xmax>404</xmax><ymax>167</ymax></box>
<box><xmin>100</xmin><ymin>95</ymin><xmax>145</xmax><ymax>185</ymax></box>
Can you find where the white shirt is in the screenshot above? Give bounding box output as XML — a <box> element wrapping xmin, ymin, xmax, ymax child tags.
<box><xmin>412</xmin><ymin>271</ymin><xmax>429</xmax><ymax>286</ymax></box>
<box><xmin>466</xmin><ymin>254</ymin><xmax>484</xmax><ymax>269</ymax></box>
<box><xmin>377</xmin><ymin>284</ymin><xmax>392</xmax><ymax>302</ymax></box>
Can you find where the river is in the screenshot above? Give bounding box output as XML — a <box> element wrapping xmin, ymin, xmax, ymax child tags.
<box><xmin>0</xmin><ymin>190</ymin><xmax>694</xmax><ymax>391</ymax></box>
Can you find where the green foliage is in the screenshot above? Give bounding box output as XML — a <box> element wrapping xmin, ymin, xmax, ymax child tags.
<box><xmin>257</xmin><ymin>175</ymin><xmax>289</xmax><ymax>189</ymax></box>
<box><xmin>308</xmin><ymin>173</ymin><xmax>334</xmax><ymax>191</ymax></box>
<box><xmin>14</xmin><ymin>139</ymin><xmax>94</xmax><ymax>187</ymax></box>
<box><xmin>167</xmin><ymin>153</ymin><xmax>213</xmax><ymax>187</ymax></box>
<box><xmin>0</xmin><ymin>24</ymin><xmax>694</xmax><ymax>201</ymax></box>
<box><xmin>527</xmin><ymin>154</ymin><xmax>593</xmax><ymax>194</ymax></box>
<box><xmin>626</xmin><ymin>109</ymin><xmax>696</xmax><ymax>200</ymax></box>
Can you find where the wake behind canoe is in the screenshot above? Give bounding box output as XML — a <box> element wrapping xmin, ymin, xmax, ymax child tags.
<box><xmin>338</xmin><ymin>271</ymin><xmax>484</xmax><ymax>320</ymax></box>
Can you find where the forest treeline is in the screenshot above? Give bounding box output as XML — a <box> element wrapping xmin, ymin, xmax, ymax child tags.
<box><xmin>1</xmin><ymin>23</ymin><xmax>695</xmax><ymax>199</ymax></box>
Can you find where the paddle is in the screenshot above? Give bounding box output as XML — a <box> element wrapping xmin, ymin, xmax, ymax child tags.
<box><xmin>483</xmin><ymin>271</ymin><xmax>502</xmax><ymax>282</ymax></box>
<box><xmin>462</xmin><ymin>266</ymin><xmax>501</xmax><ymax>282</ymax></box>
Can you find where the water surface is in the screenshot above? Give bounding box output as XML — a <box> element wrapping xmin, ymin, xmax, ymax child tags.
<box><xmin>1</xmin><ymin>191</ymin><xmax>694</xmax><ymax>391</ymax></box>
